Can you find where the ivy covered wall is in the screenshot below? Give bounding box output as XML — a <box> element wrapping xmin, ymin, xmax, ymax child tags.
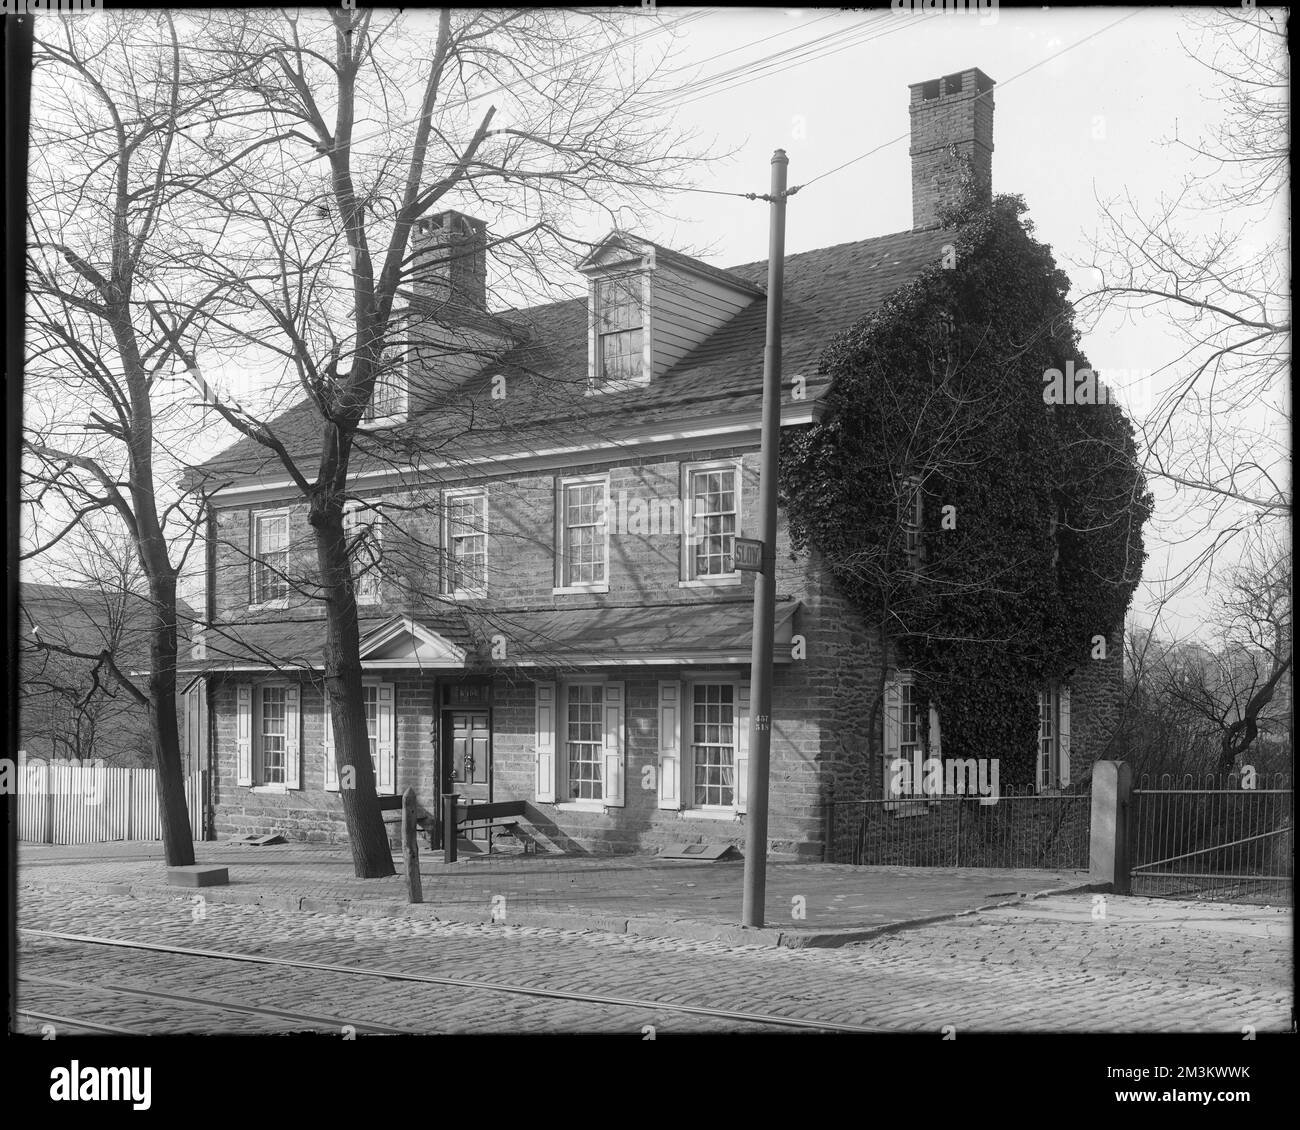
<box><xmin>781</xmin><ymin>194</ymin><xmax>1152</xmax><ymax>788</ymax></box>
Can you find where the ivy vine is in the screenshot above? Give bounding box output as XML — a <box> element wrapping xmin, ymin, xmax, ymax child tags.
<box><xmin>781</xmin><ymin>193</ymin><xmax>1153</xmax><ymax>787</ymax></box>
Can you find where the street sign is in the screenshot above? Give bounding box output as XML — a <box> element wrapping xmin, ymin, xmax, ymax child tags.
<box><xmin>732</xmin><ymin>537</ymin><xmax>763</xmax><ymax>572</ymax></box>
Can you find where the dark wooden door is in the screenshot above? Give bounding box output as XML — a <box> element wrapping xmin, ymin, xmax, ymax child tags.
<box><xmin>446</xmin><ymin>710</ymin><xmax>491</xmax><ymax>841</ymax></box>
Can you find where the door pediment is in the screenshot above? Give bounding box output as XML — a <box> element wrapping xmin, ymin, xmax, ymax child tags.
<box><xmin>357</xmin><ymin>617</ymin><xmax>467</xmax><ymax>667</ymax></box>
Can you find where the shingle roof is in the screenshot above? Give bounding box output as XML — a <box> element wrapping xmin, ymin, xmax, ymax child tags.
<box><xmin>179</xmin><ymin>599</ymin><xmax>800</xmax><ymax>672</ymax></box>
<box><xmin>192</xmin><ymin>227</ymin><xmax>952</xmax><ymax>484</ymax></box>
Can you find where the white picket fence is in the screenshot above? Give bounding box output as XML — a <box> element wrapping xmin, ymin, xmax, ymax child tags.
<box><xmin>15</xmin><ymin>757</ymin><xmax>207</xmax><ymax>844</ymax></box>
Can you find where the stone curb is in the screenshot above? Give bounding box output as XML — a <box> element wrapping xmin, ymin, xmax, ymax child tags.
<box><xmin>19</xmin><ymin>875</ymin><xmax>1102</xmax><ymax>950</ymax></box>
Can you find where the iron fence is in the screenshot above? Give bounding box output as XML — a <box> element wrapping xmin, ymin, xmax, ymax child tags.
<box><xmin>824</xmin><ymin>783</ymin><xmax>1091</xmax><ymax>869</ymax></box>
<box><xmin>1130</xmin><ymin>772</ymin><xmax>1293</xmax><ymax>905</ymax></box>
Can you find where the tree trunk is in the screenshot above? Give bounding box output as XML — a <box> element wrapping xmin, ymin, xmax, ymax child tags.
<box><xmin>146</xmin><ymin>570</ymin><xmax>195</xmax><ymax>866</ymax></box>
<box><xmin>314</xmin><ymin>494</ymin><xmax>394</xmax><ymax>879</ymax></box>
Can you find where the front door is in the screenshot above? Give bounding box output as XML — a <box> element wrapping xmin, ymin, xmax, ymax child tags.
<box><xmin>446</xmin><ymin>710</ymin><xmax>491</xmax><ymax>842</ymax></box>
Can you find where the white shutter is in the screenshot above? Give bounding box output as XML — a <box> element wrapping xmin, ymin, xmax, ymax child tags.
<box><xmin>883</xmin><ymin>680</ymin><xmax>902</xmax><ymax>797</ymax></box>
<box><xmin>1058</xmin><ymin>685</ymin><xmax>1071</xmax><ymax>787</ymax></box>
<box><xmin>928</xmin><ymin>705</ymin><xmax>942</xmax><ymax>760</ymax></box>
<box><xmin>535</xmin><ymin>681</ymin><xmax>556</xmax><ymax>803</ymax></box>
<box><xmin>735</xmin><ymin>681</ymin><xmax>750</xmax><ymax>814</ymax></box>
<box><xmin>323</xmin><ymin>691</ymin><xmax>339</xmax><ymax>792</ymax></box>
<box><xmin>236</xmin><ymin>684</ymin><xmax>253</xmax><ymax>786</ymax></box>
<box><xmin>602</xmin><ymin>680</ymin><xmax>625</xmax><ymax>807</ymax></box>
<box><xmin>376</xmin><ymin>683</ymin><xmax>396</xmax><ymax>794</ymax></box>
<box><xmin>284</xmin><ymin>685</ymin><xmax>301</xmax><ymax>790</ymax></box>
<box><xmin>657</xmin><ymin>680</ymin><xmax>682</xmax><ymax>810</ymax></box>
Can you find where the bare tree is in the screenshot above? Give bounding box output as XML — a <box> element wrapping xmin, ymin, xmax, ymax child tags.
<box><xmin>1079</xmin><ymin>6</ymin><xmax>1290</xmax><ymax>592</ymax></box>
<box><xmin>21</xmin><ymin>12</ymin><xmax>249</xmax><ymax>867</ymax></box>
<box><xmin>181</xmin><ymin>8</ymin><xmax>710</xmax><ymax>877</ymax></box>
<box><xmin>1120</xmin><ymin>532</ymin><xmax>1292</xmax><ymax>776</ymax></box>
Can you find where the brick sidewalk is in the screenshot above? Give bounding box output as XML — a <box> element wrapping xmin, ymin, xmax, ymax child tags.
<box><xmin>18</xmin><ymin>840</ymin><xmax>1091</xmax><ymax>946</ymax></box>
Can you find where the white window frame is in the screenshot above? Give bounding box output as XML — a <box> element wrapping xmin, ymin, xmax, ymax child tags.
<box><xmin>1038</xmin><ymin>684</ymin><xmax>1065</xmax><ymax>793</ymax></box>
<box><xmin>680</xmin><ymin>459</ymin><xmax>744</xmax><ymax>587</ymax></box>
<box><xmin>443</xmin><ymin>487</ymin><xmax>488</xmax><ymax>599</ymax></box>
<box><xmin>250</xmin><ymin>508</ymin><xmax>290</xmax><ymax>609</ymax></box>
<box><xmin>554</xmin><ymin>473</ymin><xmax>611</xmax><ymax>594</ymax></box>
<box><xmin>587</xmin><ymin>271</ymin><xmax>649</xmax><ymax>394</ymax></box>
<box><xmin>252</xmin><ymin>682</ymin><xmax>291</xmax><ymax>792</ymax></box>
<box><xmin>557</xmin><ymin>677</ymin><xmax>607</xmax><ymax>810</ymax></box>
<box><xmin>882</xmin><ymin>669</ymin><xmax>941</xmax><ymax>809</ymax></box>
<box><xmin>323</xmin><ymin>677</ymin><xmax>397</xmax><ymax>795</ymax></box>
<box><xmin>901</xmin><ymin>474</ymin><xmax>923</xmax><ymax>569</ymax></box>
<box><xmin>682</xmin><ymin>674</ymin><xmax>744</xmax><ymax>816</ymax></box>
<box><xmin>364</xmin><ymin>317</ymin><xmax>410</xmax><ymax>426</ymax></box>
<box><xmin>343</xmin><ymin>500</ymin><xmax>384</xmax><ymax>606</ymax></box>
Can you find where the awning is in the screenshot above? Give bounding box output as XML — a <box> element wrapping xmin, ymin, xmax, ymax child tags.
<box><xmin>179</xmin><ymin>600</ymin><xmax>799</xmax><ymax>674</ymax></box>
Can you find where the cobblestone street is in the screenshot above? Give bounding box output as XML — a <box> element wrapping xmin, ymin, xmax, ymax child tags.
<box><xmin>17</xmin><ymin>885</ymin><xmax>1291</xmax><ymax>1035</ymax></box>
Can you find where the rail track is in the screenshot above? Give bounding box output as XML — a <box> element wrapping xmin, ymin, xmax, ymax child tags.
<box><xmin>20</xmin><ymin>928</ymin><xmax>880</xmax><ymax>1034</ymax></box>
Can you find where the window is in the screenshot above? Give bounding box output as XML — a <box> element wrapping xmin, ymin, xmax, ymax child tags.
<box><xmin>323</xmin><ymin>682</ymin><xmax>395</xmax><ymax>794</ymax></box>
<box><xmin>366</xmin><ymin>327</ymin><xmax>409</xmax><ymax>423</ymax></box>
<box><xmin>899</xmin><ymin>679</ymin><xmax>922</xmax><ymax>762</ymax></box>
<box><xmin>900</xmin><ymin>475</ymin><xmax>923</xmax><ymax>568</ymax></box>
<box><xmin>258</xmin><ymin>686</ymin><xmax>287</xmax><ymax>784</ymax></box>
<box><xmin>691</xmin><ymin>683</ymin><xmax>736</xmax><ymax>808</ymax></box>
<box><xmin>685</xmin><ymin>464</ymin><xmax>739</xmax><ymax>581</ymax></box>
<box><xmin>883</xmin><ymin>671</ymin><xmax>938</xmax><ymax>803</ymax></box>
<box><xmin>445</xmin><ymin>490</ymin><xmax>487</xmax><ymax>596</ymax></box>
<box><xmin>239</xmin><ymin>682</ymin><xmax>300</xmax><ymax>789</ymax></box>
<box><xmin>594</xmin><ymin>275</ymin><xmax>643</xmax><ymax>387</ymax></box>
<box><xmin>251</xmin><ymin>510</ymin><xmax>289</xmax><ymax>605</ymax></box>
<box><xmin>344</xmin><ymin>502</ymin><xmax>383</xmax><ymax>605</ymax></box>
<box><xmin>557</xmin><ymin>476</ymin><xmax>608</xmax><ymax>590</ymax></box>
<box><xmin>1037</xmin><ymin>684</ymin><xmax>1070</xmax><ymax>792</ymax></box>
<box><xmin>564</xmin><ymin>683</ymin><xmax>604</xmax><ymax>801</ymax></box>
<box><xmin>534</xmin><ymin>679</ymin><xmax>625</xmax><ymax>808</ymax></box>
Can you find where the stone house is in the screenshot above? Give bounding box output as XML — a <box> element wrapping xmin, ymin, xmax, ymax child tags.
<box><xmin>183</xmin><ymin>68</ymin><xmax>1123</xmax><ymax>858</ymax></box>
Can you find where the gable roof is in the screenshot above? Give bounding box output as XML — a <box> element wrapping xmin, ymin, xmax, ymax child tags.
<box><xmin>192</xmin><ymin>226</ymin><xmax>953</xmax><ymax>487</ymax></box>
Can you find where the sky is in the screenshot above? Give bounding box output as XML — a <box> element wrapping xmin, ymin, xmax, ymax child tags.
<box><xmin>24</xmin><ymin>4</ymin><xmax>1289</xmax><ymax>644</ymax></box>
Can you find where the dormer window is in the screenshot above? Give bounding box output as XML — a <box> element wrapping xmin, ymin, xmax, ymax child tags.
<box><xmin>366</xmin><ymin>319</ymin><xmax>409</xmax><ymax>425</ymax></box>
<box><xmin>592</xmin><ymin>274</ymin><xmax>645</xmax><ymax>390</ymax></box>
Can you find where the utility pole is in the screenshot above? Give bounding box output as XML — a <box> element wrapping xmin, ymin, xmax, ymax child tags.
<box><xmin>741</xmin><ymin>149</ymin><xmax>788</xmax><ymax>928</ymax></box>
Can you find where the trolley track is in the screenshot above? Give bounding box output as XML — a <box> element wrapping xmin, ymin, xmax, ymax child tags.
<box><xmin>21</xmin><ymin>928</ymin><xmax>879</xmax><ymax>1033</ymax></box>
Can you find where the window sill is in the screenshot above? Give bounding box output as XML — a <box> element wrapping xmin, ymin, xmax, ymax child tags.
<box><xmin>248</xmin><ymin>600</ymin><xmax>289</xmax><ymax>612</ymax></box>
<box><xmin>360</xmin><ymin>414</ymin><xmax>407</xmax><ymax>429</ymax></box>
<box><xmin>250</xmin><ymin>784</ymin><xmax>289</xmax><ymax>795</ymax></box>
<box><xmin>446</xmin><ymin>589</ymin><xmax>487</xmax><ymax>601</ymax></box>
<box><xmin>678</xmin><ymin>575</ymin><xmax>742</xmax><ymax>589</ymax></box>
<box><xmin>556</xmin><ymin>800</ymin><xmax>606</xmax><ymax>814</ymax></box>
<box><xmin>553</xmin><ymin>584</ymin><xmax>609</xmax><ymax>596</ymax></box>
<box><xmin>584</xmin><ymin>376</ymin><xmax>649</xmax><ymax>396</ymax></box>
<box><xmin>679</xmin><ymin>807</ymin><xmax>741</xmax><ymax>821</ymax></box>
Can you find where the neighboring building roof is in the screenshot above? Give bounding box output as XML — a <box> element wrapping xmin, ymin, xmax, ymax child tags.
<box><xmin>19</xmin><ymin>582</ymin><xmax>197</xmax><ymax>661</ymax></box>
<box><xmin>192</xmin><ymin>227</ymin><xmax>952</xmax><ymax>486</ymax></box>
<box><xmin>181</xmin><ymin>600</ymin><xmax>800</xmax><ymax>673</ymax></box>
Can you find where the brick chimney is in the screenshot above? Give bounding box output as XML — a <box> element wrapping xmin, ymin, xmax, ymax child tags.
<box><xmin>908</xmin><ymin>68</ymin><xmax>995</xmax><ymax>231</ymax></box>
<box><xmin>412</xmin><ymin>210</ymin><xmax>488</xmax><ymax>310</ymax></box>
